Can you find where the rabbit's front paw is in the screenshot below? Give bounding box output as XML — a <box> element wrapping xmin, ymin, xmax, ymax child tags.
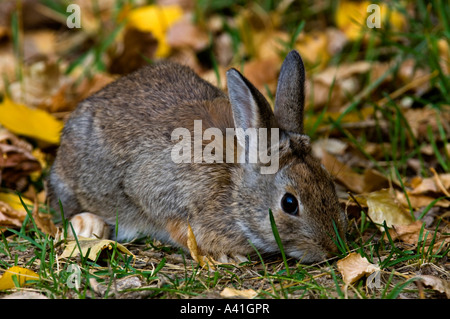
<box><xmin>67</xmin><ymin>212</ymin><xmax>110</xmax><ymax>239</ymax></box>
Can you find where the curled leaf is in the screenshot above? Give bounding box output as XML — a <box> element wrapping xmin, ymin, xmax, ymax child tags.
<box><xmin>337</xmin><ymin>252</ymin><xmax>380</xmax><ymax>285</ymax></box>
<box><xmin>60</xmin><ymin>238</ymin><xmax>135</xmax><ymax>262</ymax></box>
<box><xmin>415</xmin><ymin>275</ymin><xmax>450</xmax><ymax>298</ymax></box>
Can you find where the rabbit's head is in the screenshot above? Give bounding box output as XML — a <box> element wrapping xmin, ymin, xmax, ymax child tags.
<box><xmin>226</xmin><ymin>51</ymin><xmax>347</xmax><ymax>263</ymax></box>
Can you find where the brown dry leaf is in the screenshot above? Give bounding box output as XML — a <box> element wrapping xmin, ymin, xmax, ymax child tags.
<box><xmin>8</xmin><ymin>59</ymin><xmax>73</xmax><ymax>112</ymax></box>
<box><xmin>358</xmin><ymin>189</ymin><xmax>413</xmax><ymax>230</ymax></box>
<box><xmin>31</xmin><ymin>202</ymin><xmax>57</xmax><ymax>237</ymax></box>
<box><xmin>200</xmin><ymin>65</ymin><xmax>227</xmax><ymax>90</ymax></box>
<box><xmin>0</xmin><ymin>192</ymin><xmax>56</xmax><ymax>236</ymax></box>
<box><xmin>403</xmin><ymin>107</ymin><xmax>450</xmax><ymax>141</ymax></box>
<box><xmin>307</xmin><ymin>61</ymin><xmax>371</xmax><ymax>111</ymax></box>
<box><xmin>337</xmin><ymin>252</ymin><xmax>380</xmax><ymax>285</ymax></box>
<box><xmin>0</xmin><ymin>201</ymin><xmax>26</xmax><ymax>228</ymax></box>
<box><xmin>220</xmin><ymin>287</ymin><xmax>258</xmax><ymax>299</ymax></box>
<box><xmin>312</xmin><ymin>138</ymin><xmax>348</xmax><ymax>159</ymax></box>
<box><xmin>415</xmin><ymin>275</ymin><xmax>450</xmax><ymax>298</ymax></box>
<box><xmin>0</xmin><ymin>192</ymin><xmax>34</xmax><ymax>230</ymax></box>
<box><xmin>388</xmin><ymin>220</ymin><xmax>450</xmax><ymax>253</ymax></box>
<box><xmin>109</xmin><ymin>27</ymin><xmax>159</xmax><ymax>75</ymax></box>
<box><xmin>0</xmin><ymin>45</ymin><xmax>16</xmax><ymax>93</ymax></box>
<box><xmin>410</xmin><ymin>173</ymin><xmax>450</xmax><ymax>196</ymax></box>
<box><xmin>75</xmin><ymin>72</ymin><xmax>116</xmax><ymax>102</ymax></box>
<box><xmin>60</xmin><ymin>238</ymin><xmax>135</xmax><ymax>262</ymax></box>
<box><xmin>388</xmin><ymin>220</ymin><xmax>424</xmax><ymax>247</ymax></box>
<box><xmin>321</xmin><ymin>152</ymin><xmax>388</xmax><ymax>194</ymax></box>
<box><xmin>0</xmin><ymin>130</ymin><xmax>41</xmax><ymax>189</ymax></box>
<box><xmin>396</xmin><ymin>191</ymin><xmax>450</xmax><ymax>209</ymax></box>
<box><xmin>187</xmin><ymin>222</ymin><xmax>216</xmax><ymax>269</ymax></box>
<box><xmin>240</xmin><ymin>57</ymin><xmax>280</xmax><ymax>97</ymax></box>
<box><xmin>321</xmin><ymin>151</ymin><xmax>365</xmax><ymax>194</ymax></box>
<box><xmin>167</xmin><ymin>17</ymin><xmax>209</xmax><ymax>51</ymax></box>
<box><xmin>0</xmin><ymin>141</ymin><xmax>41</xmax><ymax>189</ymax></box>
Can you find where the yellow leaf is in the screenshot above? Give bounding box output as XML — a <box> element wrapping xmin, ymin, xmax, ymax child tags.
<box><xmin>295</xmin><ymin>31</ymin><xmax>330</xmax><ymax>70</ymax></box>
<box><xmin>187</xmin><ymin>222</ymin><xmax>217</xmax><ymax>269</ymax></box>
<box><xmin>0</xmin><ymin>192</ymin><xmax>33</xmax><ymax>213</ymax></box>
<box><xmin>187</xmin><ymin>222</ymin><xmax>205</xmax><ymax>267</ymax></box>
<box><xmin>127</xmin><ymin>5</ymin><xmax>183</xmax><ymax>57</ymax></box>
<box><xmin>60</xmin><ymin>237</ymin><xmax>135</xmax><ymax>262</ymax></box>
<box><xmin>336</xmin><ymin>1</ymin><xmax>405</xmax><ymax>41</ymax></box>
<box><xmin>0</xmin><ymin>266</ymin><xmax>39</xmax><ymax>290</ymax></box>
<box><xmin>0</xmin><ymin>97</ymin><xmax>63</xmax><ymax>144</ymax></box>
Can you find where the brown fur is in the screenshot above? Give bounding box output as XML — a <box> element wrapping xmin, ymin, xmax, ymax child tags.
<box><xmin>47</xmin><ymin>51</ymin><xmax>347</xmax><ymax>263</ymax></box>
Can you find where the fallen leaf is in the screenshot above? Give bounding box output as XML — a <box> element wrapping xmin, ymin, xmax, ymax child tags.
<box><xmin>321</xmin><ymin>152</ymin><xmax>366</xmax><ymax>193</ymax></box>
<box><xmin>0</xmin><ymin>192</ymin><xmax>33</xmax><ymax>220</ymax></box>
<box><xmin>321</xmin><ymin>152</ymin><xmax>389</xmax><ymax>194</ymax></box>
<box><xmin>0</xmin><ymin>201</ymin><xmax>26</xmax><ymax>228</ymax></box>
<box><xmin>387</xmin><ymin>220</ymin><xmax>424</xmax><ymax>247</ymax></box>
<box><xmin>415</xmin><ymin>275</ymin><xmax>450</xmax><ymax>298</ymax></box>
<box><xmin>31</xmin><ymin>202</ymin><xmax>57</xmax><ymax>237</ymax></box>
<box><xmin>0</xmin><ymin>97</ymin><xmax>63</xmax><ymax>144</ymax></box>
<box><xmin>396</xmin><ymin>191</ymin><xmax>450</xmax><ymax>208</ymax></box>
<box><xmin>0</xmin><ymin>138</ymin><xmax>41</xmax><ymax>189</ymax></box>
<box><xmin>187</xmin><ymin>223</ymin><xmax>214</xmax><ymax>269</ymax></box>
<box><xmin>167</xmin><ymin>18</ymin><xmax>209</xmax><ymax>51</ymax></box>
<box><xmin>307</xmin><ymin>61</ymin><xmax>372</xmax><ymax>111</ymax></box>
<box><xmin>337</xmin><ymin>252</ymin><xmax>380</xmax><ymax>285</ymax></box>
<box><xmin>127</xmin><ymin>4</ymin><xmax>184</xmax><ymax>58</ymax></box>
<box><xmin>0</xmin><ymin>266</ymin><xmax>39</xmax><ymax>290</ymax></box>
<box><xmin>410</xmin><ymin>173</ymin><xmax>450</xmax><ymax>196</ymax></box>
<box><xmin>241</xmin><ymin>57</ymin><xmax>280</xmax><ymax>96</ymax></box>
<box><xmin>336</xmin><ymin>1</ymin><xmax>405</xmax><ymax>41</ymax></box>
<box><xmin>60</xmin><ymin>238</ymin><xmax>135</xmax><ymax>262</ymax></box>
<box><xmin>1</xmin><ymin>291</ymin><xmax>48</xmax><ymax>299</ymax></box>
<box><xmin>388</xmin><ymin>220</ymin><xmax>450</xmax><ymax>253</ymax></box>
<box><xmin>220</xmin><ymin>287</ymin><xmax>258</xmax><ymax>299</ymax></box>
<box><xmin>8</xmin><ymin>59</ymin><xmax>75</xmax><ymax>113</ymax></box>
<box><xmin>295</xmin><ymin>31</ymin><xmax>331</xmax><ymax>70</ymax></box>
<box><xmin>0</xmin><ymin>129</ymin><xmax>42</xmax><ymax>186</ymax></box>
<box><xmin>109</xmin><ymin>27</ymin><xmax>159</xmax><ymax>75</ymax></box>
<box><xmin>357</xmin><ymin>189</ymin><xmax>413</xmax><ymax>229</ymax></box>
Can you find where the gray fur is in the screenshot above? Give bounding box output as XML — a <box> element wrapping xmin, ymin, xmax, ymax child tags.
<box><xmin>47</xmin><ymin>51</ymin><xmax>347</xmax><ymax>263</ymax></box>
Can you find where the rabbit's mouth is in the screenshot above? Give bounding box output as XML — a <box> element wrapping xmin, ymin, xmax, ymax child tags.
<box><xmin>286</xmin><ymin>243</ymin><xmax>331</xmax><ymax>264</ymax></box>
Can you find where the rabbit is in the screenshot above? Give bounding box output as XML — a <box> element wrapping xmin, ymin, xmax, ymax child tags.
<box><xmin>47</xmin><ymin>50</ymin><xmax>347</xmax><ymax>263</ymax></box>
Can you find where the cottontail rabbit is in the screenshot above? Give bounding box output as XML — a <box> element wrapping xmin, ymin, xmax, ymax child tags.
<box><xmin>47</xmin><ymin>50</ymin><xmax>347</xmax><ymax>263</ymax></box>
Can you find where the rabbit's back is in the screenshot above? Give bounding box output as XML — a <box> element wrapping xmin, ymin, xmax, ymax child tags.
<box><xmin>47</xmin><ymin>62</ymin><xmax>234</xmax><ymax>241</ymax></box>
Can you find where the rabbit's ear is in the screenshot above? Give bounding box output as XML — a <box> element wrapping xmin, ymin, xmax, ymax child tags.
<box><xmin>226</xmin><ymin>68</ymin><xmax>274</xmax><ymax>130</ymax></box>
<box><xmin>274</xmin><ymin>50</ymin><xmax>306</xmax><ymax>134</ymax></box>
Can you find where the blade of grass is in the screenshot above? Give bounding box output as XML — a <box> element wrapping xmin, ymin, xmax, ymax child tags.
<box><xmin>269</xmin><ymin>209</ymin><xmax>290</xmax><ymax>276</ymax></box>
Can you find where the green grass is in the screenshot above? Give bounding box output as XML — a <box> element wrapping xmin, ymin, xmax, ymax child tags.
<box><xmin>1</xmin><ymin>199</ymin><xmax>448</xmax><ymax>299</ymax></box>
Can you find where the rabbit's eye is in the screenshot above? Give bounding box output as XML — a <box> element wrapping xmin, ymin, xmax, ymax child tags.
<box><xmin>281</xmin><ymin>193</ymin><xmax>299</xmax><ymax>215</ymax></box>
